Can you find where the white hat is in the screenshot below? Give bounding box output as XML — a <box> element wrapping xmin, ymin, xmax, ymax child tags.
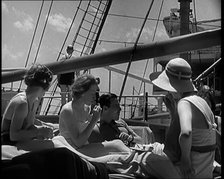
<box><xmin>149</xmin><ymin>58</ymin><xmax>197</xmax><ymax>93</ymax></box>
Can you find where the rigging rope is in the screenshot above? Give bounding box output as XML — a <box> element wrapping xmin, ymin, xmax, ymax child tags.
<box><xmin>55</xmin><ymin>1</ymin><xmax>82</xmax><ymax>62</ymax></box>
<box><xmin>193</xmin><ymin>0</ymin><xmax>201</xmax><ymax>66</ymax></box>
<box><xmin>118</xmin><ymin>0</ymin><xmax>154</xmax><ymax>102</ymax></box>
<box><xmin>89</xmin><ymin>0</ymin><xmax>112</xmax><ymax>55</ymax></box>
<box><xmin>43</xmin><ymin>1</ymin><xmax>83</xmax><ymax>115</ymax></box>
<box><xmin>107</xmin><ymin>13</ymin><xmax>220</xmax><ymax>28</ymax></box>
<box><xmin>17</xmin><ymin>0</ymin><xmax>45</xmax><ymax>92</ymax></box>
<box><xmin>132</xmin><ymin>0</ymin><xmax>164</xmax><ymax>117</ymax></box>
<box><xmin>33</xmin><ymin>0</ymin><xmax>54</xmax><ymax>64</ymax></box>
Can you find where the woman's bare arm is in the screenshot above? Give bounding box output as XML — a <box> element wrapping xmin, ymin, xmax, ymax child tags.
<box><xmin>10</xmin><ymin>101</ymin><xmax>38</xmax><ymax>141</ymax></box>
<box><xmin>178</xmin><ymin>100</ymin><xmax>194</xmax><ymax>177</ymax></box>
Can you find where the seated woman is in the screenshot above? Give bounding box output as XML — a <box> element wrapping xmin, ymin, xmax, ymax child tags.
<box><xmin>1</xmin><ymin>67</ymin><xmax>180</xmax><ymax>178</ymax></box>
<box><xmin>1</xmin><ymin>64</ymin><xmax>55</xmax><ymax>151</ymax></box>
<box><xmin>59</xmin><ymin>74</ymin><xmax>131</xmax><ymax>158</ymax></box>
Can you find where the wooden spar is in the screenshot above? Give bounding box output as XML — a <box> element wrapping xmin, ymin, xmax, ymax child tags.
<box><xmin>2</xmin><ymin>28</ymin><xmax>221</xmax><ymax>84</ymax></box>
<box><xmin>104</xmin><ymin>66</ymin><xmax>152</xmax><ymax>84</ymax></box>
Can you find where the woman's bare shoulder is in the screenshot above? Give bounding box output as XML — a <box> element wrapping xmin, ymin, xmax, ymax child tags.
<box><xmin>60</xmin><ymin>102</ymin><xmax>73</xmax><ymax>118</ymax></box>
<box><xmin>10</xmin><ymin>93</ymin><xmax>27</xmax><ymax>105</ymax></box>
<box><xmin>10</xmin><ymin>95</ymin><xmax>28</xmax><ymax>110</ymax></box>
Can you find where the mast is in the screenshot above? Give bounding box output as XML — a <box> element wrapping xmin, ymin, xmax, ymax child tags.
<box><xmin>178</xmin><ymin>0</ymin><xmax>192</xmax><ymax>62</ymax></box>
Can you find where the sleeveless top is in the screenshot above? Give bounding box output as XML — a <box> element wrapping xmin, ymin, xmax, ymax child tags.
<box><xmin>1</xmin><ymin>92</ymin><xmax>38</xmax><ymax>144</ymax></box>
<box><xmin>180</xmin><ymin>95</ymin><xmax>216</xmax><ymax>178</ymax></box>
<box><xmin>183</xmin><ymin>95</ymin><xmax>216</xmax><ymax>151</ymax></box>
<box><xmin>164</xmin><ymin>95</ymin><xmax>216</xmax><ymax>163</ymax></box>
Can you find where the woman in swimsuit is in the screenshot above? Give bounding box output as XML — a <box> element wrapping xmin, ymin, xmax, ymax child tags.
<box><xmin>1</xmin><ymin>64</ymin><xmax>55</xmax><ymax>151</ymax></box>
<box><xmin>59</xmin><ymin>74</ymin><xmax>131</xmax><ymax>158</ymax></box>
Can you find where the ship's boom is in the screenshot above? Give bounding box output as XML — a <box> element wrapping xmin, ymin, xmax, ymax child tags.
<box><xmin>2</xmin><ymin>28</ymin><xmax>221</xmax><ymax>84</ymax></box>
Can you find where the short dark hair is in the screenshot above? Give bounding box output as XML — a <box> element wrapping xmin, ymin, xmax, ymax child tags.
<box><xmin>99</xmin><ymin>93</ymin><xmax>118</xmax><ymax>108</ymax></box>
<box><xmin>71</xmin><ymin>74</ymin><xmax>99</xmax><ymax>99</ymax></box>
<box><xmin>24</xmin><ymin>64</ymin><xmax>53</xmax><ymax>90</ymax></box>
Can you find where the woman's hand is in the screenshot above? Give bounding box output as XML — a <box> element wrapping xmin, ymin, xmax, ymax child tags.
<box><xmin>91</xmin><ymin>105</ymin><xmax>102</xmax><ymax>123</ymax></box>
<box><xmin>37</xmin><ymin>126</ymin><xmax>54</xmax><ymax>139</ymax></box>
<box><xmin>163</xmin><ymin>93</ymin><xmax>176</xmax><ymax>111</ymax></box>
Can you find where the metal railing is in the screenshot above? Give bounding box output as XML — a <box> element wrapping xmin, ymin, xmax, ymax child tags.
<box><xmin>119</xmin><ymin>94</ymin><xmax>167</xmax><ymax>120</ymax></box>
<box><xmin>2</xmin><ymin>85</ymin><xmax>167</xmax><ymax>121</ymax></box>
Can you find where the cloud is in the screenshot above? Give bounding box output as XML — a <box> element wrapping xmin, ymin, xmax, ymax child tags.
<box><xmin>125</xmin><ymin>27</ymin><xmax>153</xmax><ymax>42</ymax></box>
<box><xmin>97</xmin><ymin>47</ymin><xmax>107</xmax><ymax>53</ymax></box>
<box><xmin>14</xmin><ymin>16</ymin><xmax>34</xmax><ymax>32</ymax></box>
<box><xmin>2</xmin><ymin>44</ymin><xmax>24</xmax><ymax>61</ymax></box>
<box><xmin>12</xmin><ymin>7</ymin><xmax>34</xmax><ymax>32</ymax></box>
<box><xmin>12</xmin><ymin>6</ymin><xmax>29</xmax><ymax>18</ymax></box>
<box><xmin>2</xmin><ymin>1</ymin><xmax>9</xmax><ymax>13</ymax></box>
<box><xmin>48</xmin><ymin>13</ymin><xmax>72</xmax><ymax>33</ymax></box>
<box><xmin>125</xmin><ymin>26</ymin><xmax>168</xmax><ymax>42</ymax></box>
<box><xmin>155</xmin><ymin>27</ymin><xmax>169</xmax><ymax>39</ymax></box>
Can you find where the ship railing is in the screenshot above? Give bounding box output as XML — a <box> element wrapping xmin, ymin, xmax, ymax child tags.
<box><xmin>119</xmin><ymin>94</ymin><xmax>167</xmax><ymax>120</ymax></box>
<box><xmin>2</xmin><ymin>86</ymin><xmax>168</xmax><ymax>123</ymax></box>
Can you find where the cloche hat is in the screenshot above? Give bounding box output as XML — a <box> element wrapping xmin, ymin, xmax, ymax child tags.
<box><xmin>149</xmin><ymin>58</ymin><xmax>197</xmax><ymax>93</ymax></box>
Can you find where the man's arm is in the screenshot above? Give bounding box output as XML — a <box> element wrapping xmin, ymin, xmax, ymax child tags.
<box><xmin>119</xmin><ymin>119</ymin><xmax>142</xmax><ymax>144</ymax></box>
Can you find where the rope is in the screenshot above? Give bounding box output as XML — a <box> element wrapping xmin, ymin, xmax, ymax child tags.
<box><xmin>44</xmin><ymin>1</ymin><xmax>83</xmax><ymax>115</ymax></box>
<box><xmin>132</xmin><ymin>0</ymin><xmax>164</xmax><ymax>117</ymax></box>
<box><xmin>17</xmin><ymin>0</ymin><xmax>45</xmax><ymax>92</ymax></box>
<box><xmin>98</xmin><ymin>39</ymin><xmax>144</xmax><ymax>45</ymax></box>
<box><xmin>33</xmin><ymin>0</ymin><xmax>54</xmax><ymax>64</ymax></box>
<box><xmin>90</xmin><ymin>0</ymin><xmax>112</xmax><ymax>55</ymax></box>
<box><xmin>107</xmin><ymin>13</ymin><xmax>220</xmax><ymax>28</ymax></box>
<box><xmin>80</xmin><ymin>1</ymin><xmax>98</xmax><ymax>56</ymax></box>
<box><xmin>118</xmin><ymin>0</ymin><xmax>154</xmax><ymax>102</ymax></box>
<box><xmin>193</xmin><ymin>0</ymin><xmax>202</xmax><ymax>66</ymax></box>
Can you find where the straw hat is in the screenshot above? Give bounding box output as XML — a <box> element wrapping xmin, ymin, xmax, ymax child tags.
<box><xmin>149</xmin><ymin>58</ymin><xmax>197</xmax><ymax>93</ymax></box>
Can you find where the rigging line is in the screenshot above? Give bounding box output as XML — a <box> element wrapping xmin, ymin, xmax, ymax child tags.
<box><xmin>44</xmin><ymin>0</ymin><xmax>82</xmax><ymax>115</ymax></box>
<box><xmin>108</xmin><ymin>13</ymin><xmax>221</xmax><ymax>24</ymax></box>
<box><xmin>107</xmin><ymin>13</ymin><xmax>221</xmax><ymax>28</ymax></box>
<box><xmin>71</xmin><ymin>1</ymin><xmax>92</xmax><ymax>48</ymax></box>
<box><xmin>193</xmin><ymin>0</ymin><xmax>201</xmax><ymax>66</ymax></box>
<box><xmin>25</xmin><ymin>0</ymin><xmax>44</xmax><ymax>67</ymax></box>
<box><xmin>132</xmin><ymin>0</ymin><xmax>164</xmax><ymax>117</ymax></box>
<box><xmin>98</xmin><ymin>39</ymin><xmax>144</xmax><ymax>45</ymax></box>
<box><xmin>193</xmin><ymin>58</ymin><xmax>221</xmax><ymax>82</ymax></box>
<box><xmin>118</xmin><ymin>0</ymin><xmax>154</xmax><ymax>102</ymax></box>
<box><xmin>80</xmin><ymin>0</ymin><xmax>100</xmax><ymax>56</ymax></box>
<box><xmin>18</xmin><ymin>0</ymin><xmax>45</xmax><ymax>92</ymax></box>
<box><xmin>56</xmin><ymin>1</ymin><xmax>82</xmax><ymax>62</ymax></box>
<box><xmin>33</xmin><ymin>0</ymin><xmax>53</xmax><ymax>64</ymax></box>
<box><xmin>89</xmin><ymin>0</ymin><xmax>112</xmax><ymax>55</ymax></box>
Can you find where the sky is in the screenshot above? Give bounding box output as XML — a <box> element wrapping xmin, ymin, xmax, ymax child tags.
<box><xmin>2</xmin><ymin>0</ymin><xmax>221</xmax><ymax>116</ymax></box>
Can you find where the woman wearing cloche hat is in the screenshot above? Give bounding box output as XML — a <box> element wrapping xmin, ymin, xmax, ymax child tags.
<box><xmin>149</xmin><ymin>58</ymin><xmax>217</xmax><ymax>178</ymax></box>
